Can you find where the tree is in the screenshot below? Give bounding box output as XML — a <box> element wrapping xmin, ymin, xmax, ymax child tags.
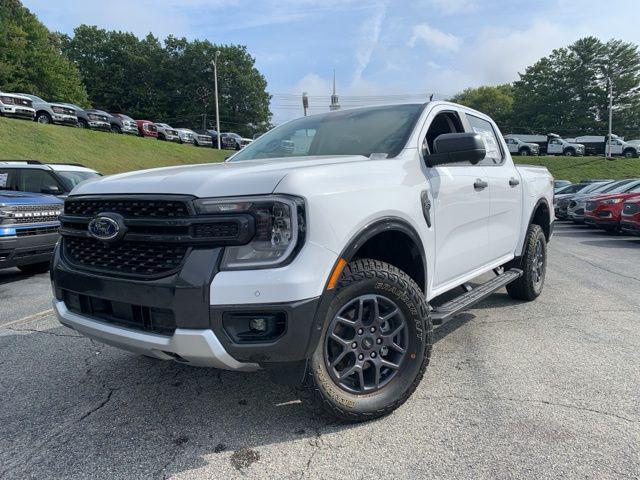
<box><xmin>450</xmin><ymin>84</ymin><xmax>514</xmax><ymax>131</ymax></box>
<box><xmin>512</xmin><ymin>36</ymin><xmax>640</xmax><ymax>136</ymax></box>
<box><xmin>61</xmin><ymin>27</ymin><xmax>272</xmax><ymax>135</ymax></box>
<box><xmin>0</xmin><ymin>0</ymin><xmax>88</xmax><ymax>104</ymax></box>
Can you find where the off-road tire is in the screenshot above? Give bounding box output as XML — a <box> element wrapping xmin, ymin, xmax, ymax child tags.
<box><xmin>302</xmin><ymin>259</ymin><xmax>431</xmax><ymax>422</ymax></box>
<box><xmin>18</xmin><ymin>262</ymin><xmax>50</xmax><ymax>274</ymax></box>
<box><xmin>506</xmin><ymin>224</ymin><xmax>546</xmax><ymax>301</ymax></box>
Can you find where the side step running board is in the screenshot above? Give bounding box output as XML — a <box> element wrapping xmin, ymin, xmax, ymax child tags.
<box><xmin>431</xmin><ymin>268</ymin><xmax>523</xmax><ymax>326</ymax></box>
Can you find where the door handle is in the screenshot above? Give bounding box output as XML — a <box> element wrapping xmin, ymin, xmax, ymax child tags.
<box><xmin>474</xmin><ymin>179</ymin><xmax>488</xmax><ymax>190</ymax></box>
<box><xmin>509</xmin><ymin>177</ymin><xmax>520</xmax><ymax>187</ymax></box>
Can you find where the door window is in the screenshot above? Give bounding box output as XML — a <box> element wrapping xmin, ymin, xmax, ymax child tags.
<box><xmin>422</xmin><ymin>111</ymin><xmax>465</xmax><ymax>157</ymax></box>
<box><xmin>17</xmin><ymin>170</ymin><xmax>62</xmax><ymax>194</ymax></box>
<box><xmin>0</xmin><ymin>169</ymin><xmax>19</xmax><ymax>190</ymax></box>
<box><xmin>466</xmin><ymin>114</ymin><xmax>504</xmax><ymax>165</ymax></box>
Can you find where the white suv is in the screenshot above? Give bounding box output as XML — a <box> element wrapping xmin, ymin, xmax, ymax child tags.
<box><xmin>52</xmin><ymin>102</ymin><xmax>554</xmax><ymax>421</ymax></box>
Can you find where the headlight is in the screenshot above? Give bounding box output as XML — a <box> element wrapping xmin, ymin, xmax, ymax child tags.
<box><xmin>600</xmin><ymin>198</ymin><xmax>623</xmax><ymax>205</ymax></box>
<box><xmin>52</xmin><ymin>106</ymin><xmax>64</xmax><ymax>114</ymax></box>
<box><xmin>0</xmin><ymin>96</ymin><xmax>15</xmax><ymax>105</ymax></box>
<box><xmin>194</xmin><ymin>195</ymin><xmax>305</xmax><ymax>270</ymax></box>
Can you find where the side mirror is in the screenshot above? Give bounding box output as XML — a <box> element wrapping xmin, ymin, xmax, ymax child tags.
<box><xmin>426</xmin><ymin>133</ymin><xmax>486</xmax><ymax>167</ymax></box>
<box><xmin>41</xmin><ymin>186</ymin><xmax>61</xmax><ymax>195</ymax></box>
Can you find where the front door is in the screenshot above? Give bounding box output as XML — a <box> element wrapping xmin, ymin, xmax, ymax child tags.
<box><xmin>420</xmin><ymin>106</ymin><xmax>492</xmax><ymax>290</ymax></box>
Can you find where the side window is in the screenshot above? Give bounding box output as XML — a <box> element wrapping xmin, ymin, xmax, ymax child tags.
<box><xmin>422</xmin><ymin>111</ymin><xmax>465</xmax><ymax>156</ymax></box>
<box><xmin>0</xmin><ymin>169</ymin><xmax>19</xmax><ymax>190</ymax></box>
<box><xmin>466</xmin><ymin>114</ymin><xmax>504</xmax><ymax>166</ymax></box>
<box><xmin>17</xmin><ymin>170</ymin><xmax>62</xmax><ymax>194</ymax></box>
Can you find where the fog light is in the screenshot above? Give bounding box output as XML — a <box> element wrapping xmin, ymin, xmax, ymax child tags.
<box><xmin>250</xmin><ymin>317</ymin><xmax>267</xmax><ymax>332</ymax></box>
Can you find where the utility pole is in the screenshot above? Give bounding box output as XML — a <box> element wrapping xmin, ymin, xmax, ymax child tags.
<box><xmin>607</xmin><ymin>76</ymin><xmax>613</xmax><ymax>160</ymax></box>
<box><xmin>212</xmin><ymin>51</ymin><xmax>222</xmax><ymax>149</ymax></box>
<box><xmin>302</xmin><ymin>92</ymin><xmax>309</xmax><ymax>116</ymax></box>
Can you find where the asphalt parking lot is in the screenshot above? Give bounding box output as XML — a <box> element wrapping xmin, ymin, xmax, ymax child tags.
<box><xmin>1</xmin><ymin>223</ymin><xmax>638</xmax><ymax>480</ymax></box>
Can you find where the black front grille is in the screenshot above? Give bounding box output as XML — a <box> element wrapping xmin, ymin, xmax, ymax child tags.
<box><xmin>16</xmin><ymin>226</ymin><xmax>59</xmax><ymax>236</ymax></box>
<box><xmin>63</xmin><ymin>290</ymin><xmax>176</xmax><ymax>335</ymax></box>
<box><xmin>63</xmin><ymin>237</ymin><xmax>188</xmax><ymax>277</ymax></box>
<box><xmin>623</xmin><ymin>203</ymin><xmax>640</xmax><ymax>215</ymax></box>
<box><xmin>65</xmin><ymin>199</ymin><xmax>190</xmax><ymax>218</ymax></box>
<box><xmin>193</xmin><ymin>221</ymin><xmax>239</xmax><ymax>239</ymax></box>
<box><xmin>585</xmin><ymin>201</ymin><xmax>597</xmax><ymax>211</ymax></box>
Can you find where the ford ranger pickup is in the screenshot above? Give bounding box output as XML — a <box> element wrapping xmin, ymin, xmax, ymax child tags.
<box><xmin>51</xmin><ymin>102</ymin><xmax>554</xmax><ymax>421</ymax></box>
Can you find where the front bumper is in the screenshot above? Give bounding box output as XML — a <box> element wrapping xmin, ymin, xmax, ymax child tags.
<box><xmin>0</xmin><ymin>230</ymin><xmax>58</xmax><ymax>269</ymax></box>
<box><xmin>51</xmin><ymin>243</ymin><xmax>326</xmax><ymax>369</ymax></box>
<box><xmin>621</xmin><ymin>220</ymin><xmax>640</xmax><ymax>235</ymax></box>
<box><xmin>54</xmin><ymin>300</ymin><xmax>258</xmax><ymax>370</ymax></box>
<box><xmin>52</xmin><ymin>114</ymin><xmax>78</xmax><ymax>125</ymax></box>
<box><xmin>122</xmin><ymin>125</ymin><xmax>138</xmax><ymax>134</ymax></box>
<box><xmin>1</xmin><ymin>105</ymin><xmax>35</xmax><ymax>120</ymax></box>
<box><xmin>88</xmin><ymin>121</ymin><xmax>111</xmax><ymax>131</ymax></box>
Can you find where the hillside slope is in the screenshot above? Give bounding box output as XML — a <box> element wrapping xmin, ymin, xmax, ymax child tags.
<box><xmin>513</xmin><ymin>156</ymin><xmax>640</xmax><ymax>183</ymax></box>
<box><xmin>0</xmin><ymin>118</ymin><xmax>226</xmax><ymax>174</ymax></box>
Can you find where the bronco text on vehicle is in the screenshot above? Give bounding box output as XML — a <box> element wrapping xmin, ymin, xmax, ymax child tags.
<box><xmin>52</xmin><ymin>102</ymin><xmax>554</xmax><ymax>421</ymax></box>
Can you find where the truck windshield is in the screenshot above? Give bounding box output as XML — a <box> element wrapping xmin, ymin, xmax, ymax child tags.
<box><xmin>229</xmin><ymin>104</ymin><xmax>424</xmax><ymax>162</ymax></box>
<box><xmin>56</xmin><ymin>171</ymin><xmax>101</xmax><ymax>190</ymax></box>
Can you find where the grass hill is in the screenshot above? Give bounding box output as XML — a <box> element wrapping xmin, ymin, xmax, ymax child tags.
<box><xmin>1</xmin><ymin>117</ymin><xmax>639</xmax><ymax>182</ymax></box>
<box><xmin>0</xmin><ymin>117</ymin><xmax>226</xmax><ymax>174</ymax></box>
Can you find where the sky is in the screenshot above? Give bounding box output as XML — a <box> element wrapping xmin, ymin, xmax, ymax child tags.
<box><xmin>22</xmin><ymin>0</ymin><xmax>640</xmax><ymax>124</ymax></box>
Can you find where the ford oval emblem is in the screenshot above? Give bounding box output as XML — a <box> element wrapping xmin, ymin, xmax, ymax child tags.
<box><xmin>88</xmin><ymin>215</ymin><xmax>122</xmax><ymax>242</ymax></box>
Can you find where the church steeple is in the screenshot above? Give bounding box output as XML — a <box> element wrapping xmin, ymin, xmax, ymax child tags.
<box><xmin>330</xmin><ymin>69</ymin><xmax>340</xmax><ymax>111</ymax></box>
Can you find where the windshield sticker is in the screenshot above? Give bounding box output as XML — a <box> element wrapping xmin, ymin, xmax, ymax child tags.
<box><xmin>0</xmin><ymin>173</ymin><xmax>8</xmax><ymax>188</ymax></box>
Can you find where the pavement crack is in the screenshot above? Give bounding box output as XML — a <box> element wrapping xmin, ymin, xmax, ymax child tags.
<box><xmin>79</xmin><ymin>389</ymin><xmax>115</xmax><ymax>422</ymax></box>
<box><xmin>6</xmin><ymin>327</ymin><xmax>81</xmax><ymax>338</ymax></box>
<box><xmin>423</xmin><ymin>394</ymin><xmax>637</xmax><ymax>424</ymax></box>
<box><xmin>564</xmin><ymin>251</ymin><xmax>640</xmax><ymax>283</ymax></box>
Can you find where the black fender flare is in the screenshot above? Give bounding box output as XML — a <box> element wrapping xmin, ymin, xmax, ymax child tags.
<box><xmin>337</xmin><ymin>216</ymin><xmax>428</xmax><ymax>290</ymax></box>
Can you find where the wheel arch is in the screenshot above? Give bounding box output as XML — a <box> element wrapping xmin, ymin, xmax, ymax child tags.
<box><xmin>337</xmin><ymin>217</ymin><xmax>428</xmax><ymax>294</ymax></box>
<box><xmin>529</xmin><ymin>198</ymin><xmax>551</xmax><ymax>241</ymax></box>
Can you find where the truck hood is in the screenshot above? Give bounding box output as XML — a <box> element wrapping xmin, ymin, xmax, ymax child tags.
<box><xmin>592</xmin><ymin>192</ymin><xmax>640</xmax><ymax>202</ymax></box>
<box><xmin>71</xmin><ymin>156</ymin><xmax>369</xmax><ymax>197</ymax></box>
<box><xmin>0</xmin><ymin>190</ymin><xmax>63</xmax><ymax>205</ymax></box>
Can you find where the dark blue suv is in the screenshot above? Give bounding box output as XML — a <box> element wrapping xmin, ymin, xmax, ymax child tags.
<box><xmin>0</xmin><ymin>190</ymin><xmax>62</xmax><ymax>273</ymax></box>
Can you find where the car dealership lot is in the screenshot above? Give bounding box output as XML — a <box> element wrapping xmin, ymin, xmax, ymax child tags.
<box><xmin>1</xmin><ymin>223</ymin><xmax>638</xmax><ymax>480</ymax></box>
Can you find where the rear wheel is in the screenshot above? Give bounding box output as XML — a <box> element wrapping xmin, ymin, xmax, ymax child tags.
<box><xmin>303</xmin><ymin>259</ymin><xmax>431</xmax><ymax>422</ymax></box>
<box><xmin>18</xmin><ymin>262</ymin><xmax>50</xmax><ymax>274</ymax></box>
<box><xmin>506</xmin><ymin>224</ymin><xmax>546</xmax><ymax>301</ymax></box>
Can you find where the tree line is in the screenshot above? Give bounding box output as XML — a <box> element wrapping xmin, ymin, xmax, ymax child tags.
<box><xmin>0</xmin><ymin>0</ymin><xmax>271</xmax><ymax>136</ymax></box>
<box><xmin>451</xmin><ymin>37</ymin><xmax>640</xmax><ymax>138</ymax></box>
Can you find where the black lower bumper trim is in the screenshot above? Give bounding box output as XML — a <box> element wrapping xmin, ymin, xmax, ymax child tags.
<box><xmin>210</xmin><ymin>297</ymin><xmax>321</xmax><ymax>363</ymax></box>
<box><xmin>0</xmin><ymin>233</ymin><xmax>58</xmax><ymax>269</ymax></box>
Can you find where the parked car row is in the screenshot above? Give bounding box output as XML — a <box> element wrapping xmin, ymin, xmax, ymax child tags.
<box><xmin>554</xmin><ymin>178</ymin><xmax>640</xmax><ymax>234</ymax></box>
<box><xmin>505</xmin><ymin>133</ymin><xmax>640</xmax><ymax>157</ymax></box>
<box><xmin>0</xmin><ymin>161</ymin><xmax>102</xmax><ymax>274</ymax></box>
<box><xmin>0</xmin><ymin>91</ymin><xmax>253</xmax><ymax>150</ymax></box>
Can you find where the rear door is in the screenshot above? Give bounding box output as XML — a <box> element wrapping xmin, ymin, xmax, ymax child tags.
<box><xmin>465</xmin><ymin>113</ymin><xmax>522</xmax><ymax>263</ymax></box>
<box><xmin>421</xmin><ymin>106</ymin><xmax>492</xmax><ymax>289</ymax></box>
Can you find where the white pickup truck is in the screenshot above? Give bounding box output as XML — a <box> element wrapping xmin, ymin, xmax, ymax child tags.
<box><xmin>52</xmin><ymin>101</ymin><xmax>554</xmax><ymax>421</ymax></box>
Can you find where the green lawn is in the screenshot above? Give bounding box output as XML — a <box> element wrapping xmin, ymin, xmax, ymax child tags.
<box><xmin>0</xmin><ymin>117</ymin><xmax>226</xmax><ymax>174</ymax></box>
<box><xmin>2</xmin><ymin>117</ymin><xmax>639</xmax><ymax>182</ymax></box>
<box><xmin>513</xmin><ymin>155</ymin><xmax>640</xmax><ymax>183</ymax></box>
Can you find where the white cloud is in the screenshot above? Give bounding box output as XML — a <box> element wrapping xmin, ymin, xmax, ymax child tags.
<box><xmin>422</xmin><ymin>0</ymin><xmax>478</xmax><ymax>14</ymax></box>
<box><xmin>408</xmin><ymin>23</ymin><xmax>462</xmax><ymax>51</ymax></box>
<box><xmin>352</xmin><ymin>3</ymin><xmax>387</xmax><ymax>84</ymax></box>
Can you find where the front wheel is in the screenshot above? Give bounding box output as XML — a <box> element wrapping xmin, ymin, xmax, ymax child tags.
<box><xmin>564</xmin><ymin>149</ymin><xmax>575</xmax><ymax>157</ymax></box>
<box><xmin>78</xmin><ymin>119</ymin><xmax>88</xmax><ymax>129</ymax></box>
<box><xmin>506</xmin><ymin>224</ymin><xmax>547</xmax><ymax>301</ymax></box>
<box><xmin>519</xmin><ymin>148</ymin><xmax>529</xmax><ymax>156</ymax></box>
<box><xmin>111</xmin><ymin>125</ymin><xmax>122</xmax><ymax>134</ymax></box>
<box><xmin>36</xmin><ymin>112</ymin><xmax>52</xmax><ymax>125</ymax></box>
<box><xmin>303</xmin><ymin>259</ymin><xmax>431</xmax><ymax>422</ymax></box>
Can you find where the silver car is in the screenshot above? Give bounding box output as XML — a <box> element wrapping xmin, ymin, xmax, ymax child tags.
<box><xmin>17</xmin><ymin>94</ymin><xmax>77</xmax><ymax>126</ymax></box>
<box><xmin>0</xmin><ymin>92</ymin><xmax>35</xmax><ymax>120</ymax></box>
